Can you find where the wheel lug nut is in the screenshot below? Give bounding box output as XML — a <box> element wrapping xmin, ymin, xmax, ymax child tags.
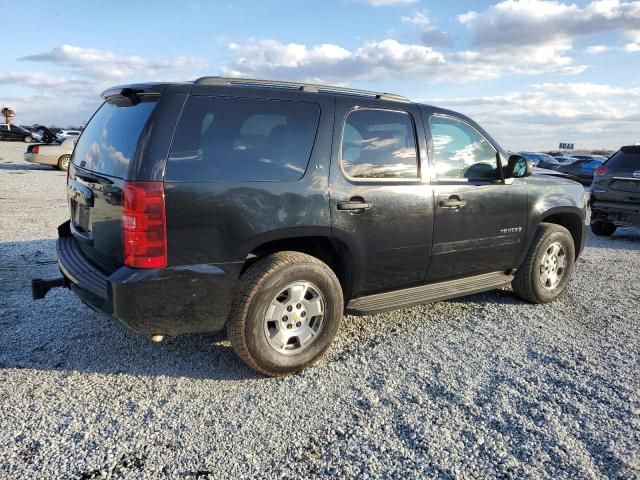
<box><xmin>287</xmin><ymin>306</ymin><xmax>293</xmax><ymax>312</ymax></box>
<box><xmin>296</xmin><ymin>322</ymin><xmax>301</xmax><ymax>327</ymax></box>
<box><xmin>287</xmin><ymin>324</ymin><xmax>292</xmax><ymax>329</ymax></box>
<box><xmin>282</xmin><ymin>316</ymin><xmax>288</xmax><ymax>321</ymax></box>
<box><xmin>296</xmin><ymin>303</ymin><xmax>302</xmax><ymax>309</ymax></box>
<box><xmin>301</xmin><ymin>312</ymin><xmax>306</xmax><ymax>317</ymax></box>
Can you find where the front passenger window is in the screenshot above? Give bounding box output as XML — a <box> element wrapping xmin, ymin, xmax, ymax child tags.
<box><xmin>429</xmin><ymin>116</ymin><xmax>498</xmax><ymax>181</ymax></box>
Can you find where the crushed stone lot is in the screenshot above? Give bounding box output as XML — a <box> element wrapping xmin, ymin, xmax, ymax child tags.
<box><xmin>0</xmin><ymin>140</ymin><xmax>638</xmax><ymax>479</ymax></box>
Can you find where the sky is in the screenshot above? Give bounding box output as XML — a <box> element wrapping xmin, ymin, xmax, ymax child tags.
<box><xmin>1</xmin><ymin>0</ymin><xmax>639</xmax><ymax>150</ymax></box>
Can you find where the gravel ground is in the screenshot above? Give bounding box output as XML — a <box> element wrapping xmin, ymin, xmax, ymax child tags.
<box><xmin>0</xmin><ymin>140</ymin><xmax>639</xmax><ymax>479</ymax></box>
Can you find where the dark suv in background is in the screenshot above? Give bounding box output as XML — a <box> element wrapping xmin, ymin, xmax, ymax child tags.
<box><xmin>33</xmin><ymin>78</ymin><xmax>588</xmax><ymax>375</ymax></box>
<box><xmin>590</xmin><ymin>145</ymin><xmax>640</xmax><ymax>236</ymax></box>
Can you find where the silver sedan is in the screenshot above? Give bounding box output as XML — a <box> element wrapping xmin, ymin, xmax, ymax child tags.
<box><xmin>24</xmin><ymin>138</ymin><xmax>76</xmax><ymax>170</ymax></box>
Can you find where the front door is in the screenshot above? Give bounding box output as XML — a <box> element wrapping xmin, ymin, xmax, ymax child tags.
<box><xmin>330</xmin><ymin>99</ymin><xmax>434</xmax><ymax>298</ymax></box>
<box><xmin>423</xmin><ymin>111</ymin><xmax>527</xmax><ymax>281</ymax></box>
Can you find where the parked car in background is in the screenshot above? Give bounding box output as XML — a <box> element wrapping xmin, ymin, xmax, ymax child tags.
<box><xmin>555</xmin><ymin>158</ymin><xmax>604</xmax><ymax>185</ymax></box>
<box><xmin>30</xmin><ymin>125</ymin><xmax>61</xmax><ymax>144</ymax></box>
<box><xmin>571</xmin><ymin>154</ymin><xmax>608</xmax><ymax>162</ymax></box>
<box><xmin>590</xmin><ymin>145</ymin><xmax>640</xmax><ymax>235</ymax></box>
<box><xmin>33</xmin><ymin>77</ymin><xmax>588</xmax><ymax>376</ymax></box>
<box><xmin>24</xmin><ymin>138</ymin><xmax>76</xmax><ymax>170</ymax></box>
<box><xmin>519</xmin><ymin>152</ymin><xmax>563</xmax><ymax>170</ymax></box>
<box><xmin>552</xmin><ymin>156</ymin><xmax>576</xmax><ymax>165</ymax></box>
<box><xmin>57</xmin><ymin>130</ymin><xmax>82</xmax><ymax>140</ymax></box>
<box><xmin>0</xmin><ymin>124</ymin><xmax>35</xmax><ymax>142</ymax></box>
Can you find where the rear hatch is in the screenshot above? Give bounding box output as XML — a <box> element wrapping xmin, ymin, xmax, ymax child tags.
<box><xmin>68</xmin><ymin>94</ymin><xmax>158</xmax><ymax>273</ymax></box>
<box><xmin>592</xmin><ymin>146</ymin><xmax>640</xmax><ymax>204</ymax></box>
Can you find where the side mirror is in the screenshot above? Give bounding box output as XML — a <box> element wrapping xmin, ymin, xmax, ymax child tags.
<box><xmin>506</xmin><ymin>154</ymin><xmax>533</xmax><ymax>178</ymax></box>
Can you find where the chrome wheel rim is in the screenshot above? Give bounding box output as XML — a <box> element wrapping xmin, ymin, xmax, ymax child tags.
<box><xmin>539</xmin><ymin>241</ymin><xmax>567</xmax><ymax>290</ymax></box>
<box><xmin>61</xmin><ymin>157</ymin><xmax>70</xmax><ymax>170</ymax></box>
<box><xmin>263</xmin><ymin>281</ymin><xmax>326</xmax><ymax>355</ymax></box>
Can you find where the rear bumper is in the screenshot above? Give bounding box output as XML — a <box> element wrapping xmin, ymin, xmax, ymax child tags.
<box><xmin>56</xmin><ymin>221</ymin><xmax>241</xmax><ymax>335</ymax></box>
<box><xmin>591</xmin><ymin>201</ymin><xmax>640</xmax><ymax>227</ymax></box>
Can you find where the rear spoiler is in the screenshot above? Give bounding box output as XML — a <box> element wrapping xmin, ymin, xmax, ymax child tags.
<box><xmin>101</xmin><ymin>86</ymin><xmax>162</xmax><ymax>106</ymax></box>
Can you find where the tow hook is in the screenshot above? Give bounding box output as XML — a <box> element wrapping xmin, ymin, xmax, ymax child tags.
<box><xmin>31</xmin><ymin>277</ymin><xmax>67</xmax><ymax>300</ymax></box>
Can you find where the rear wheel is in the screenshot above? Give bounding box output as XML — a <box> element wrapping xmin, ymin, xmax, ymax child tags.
<box><xmin>591</xmin><ymin>221</ymin><xmax>616</xmax><ymax>237</ymax></box>
<box><xmin>57</xmin><ymin>155</ymin><xmax>71</xmax><ymax>171</ymax></box>
<box><xmin>227</xmin><ymin>251</ymin><xmax>343</xmax><ymax>376</ymax></box>
<box><xmin>512</xmin><ymin>223</ymin><xmax>575</xmax><ymax>304</ymax></box>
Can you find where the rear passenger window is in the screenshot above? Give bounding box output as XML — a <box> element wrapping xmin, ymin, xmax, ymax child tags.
<box><xmin>166</xmin><ymin>97</ymin><xmax>320</xmax><ymax>181</ymax></box>
<box><xmin>341</xmin><ymin>109</ymin><xmax>418</xmax><ymax>179</ymax></box>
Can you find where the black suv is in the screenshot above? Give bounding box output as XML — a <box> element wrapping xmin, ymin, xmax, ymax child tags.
<box><xmin>33</xmin><ymin>78</ymin><xmax>588</xmax><ymax>375</ymax></box>
<box><xmin>0</xmin><ymin>123</ymin><xmax>35</xmax><ymax>142</ymax></box>
<box><xmin>590</xmin><ymin>145</ymin><xmax>640</xmax><ymax>236</ymax></box>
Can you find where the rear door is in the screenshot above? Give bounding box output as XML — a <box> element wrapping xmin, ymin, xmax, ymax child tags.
<box><xmin>592</xmin><ymin>147</ymin><xmax>640</xmax><ymax>204</ymax></box>
<box><xmin>329</xmin><ymin>98</ymin><xmax>434</xmax><ymax>298</ymax></box>
<box><xmin>68</xmin><ymin>95</ymin><xmax>159</xmax><ymax>272</ymax></box>
<box><xmin>422</xmin><ymin>109</ymin><xmax>527</xmax><ymax>281</ymax></box>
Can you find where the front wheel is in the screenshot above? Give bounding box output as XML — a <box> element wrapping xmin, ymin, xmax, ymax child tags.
<box><xmin>24</xmin><ymin>135</ymin><xmax>33</xmax><ymax>143</ymax></box>
<box><xmin>512</xmin><ymin>223</ymin><xmax>575</xmax><ymax>304</ymax></box>
<box><xmin>227</xmin><ymin>251</ymin><xmax>343</xmax><ymax>376</ymax></box>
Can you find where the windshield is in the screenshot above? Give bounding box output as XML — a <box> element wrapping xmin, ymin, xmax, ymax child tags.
<box><xmin>72</xmin><ymin>98</ymin><xmax>157</xmax><ymax>178</ymax></box>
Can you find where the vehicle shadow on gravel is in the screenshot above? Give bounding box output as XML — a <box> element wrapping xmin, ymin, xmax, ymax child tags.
<box><xmin>0</xmin><ymin>239</ymin><xmax>262</xmax><ymax>381</ymax></box>
<box><xmin>0</xmin><ymin>162</ymin><xmax>54</xmax><ymax>171</ymax></box>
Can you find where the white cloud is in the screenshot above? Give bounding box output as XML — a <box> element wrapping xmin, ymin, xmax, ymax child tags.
<box><xmin>0</xmin><ymin>72</ymin><xmax>88</xmax><ymax>90</ymax></box>
<box><xmin>585</xmin><ymin>44</ymin><xmax>611</xmax><ymax>53</ymax></box>
<box><xmin>426</xmin><ymin>82</ymin><xmax>640</xmax><ymax>150</ymax></box>
<box><xmin>624</xmin><ymin>42</ymin><xmax>640</xmax><ymax>51</ymax></box>
<box><xmin>221</xmin><ymin>35</ymin><xmax>590</xmax><ymax>84</ymax></box>
<box><xmin>458</xmin><ymin>0</ymin><xmax>640</xmax><ymax>47</ymax></box>
<box><xmin>353</xmin><ymin>0</ymin><xmax>418</xmax><ymax>6</ymax></box>
<box><xmin>3</xmin><ymin>44</ymin><xmax>209</xmax><ymax>126</ymax></box>
<box><xmin>222</xmin><ymin>39</ymin><xmax>446</xmax><ymax>83</ymax></box>
<box><xmin>19</xmin><ymin>44</ymin><xmax>208</xmax><ymax>81</ymax></box>
<box><xmin>401</xmin><ymin>11</ymin><xmax>453</xmax><ymax>47</ymax></box>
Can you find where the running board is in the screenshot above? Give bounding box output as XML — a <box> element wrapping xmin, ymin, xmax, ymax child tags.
<box><xmin>346</xmin><ymin>271</ymin><xmax>514</xmax><ymax>315</ymax></box>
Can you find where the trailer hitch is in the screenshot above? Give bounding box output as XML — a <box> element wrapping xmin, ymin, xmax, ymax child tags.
<box><xmin>32</xmin><ymin>277</ymin><xmax>68</xmax><ymax>300</ymax></box>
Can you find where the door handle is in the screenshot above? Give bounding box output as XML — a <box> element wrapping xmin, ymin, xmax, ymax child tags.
<box><xmin>337</xmin><ymin>199</ymin><xmax>372</xmax><ymax>211</ymax></box>
<box><xmin>439</xmin><ymin>196</ymin><xmax>467</xmax><ymax>209</ymax></box>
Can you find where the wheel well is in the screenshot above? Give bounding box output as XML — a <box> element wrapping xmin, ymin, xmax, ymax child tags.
<box><xmin>540</xmin><ymin>213</ymin><xmax>583</xmax><ymax>258</ymax></box>
<box><xmin>241</xmin><ymin>237</ymin><xmax>354</xmax><ymax>300</ymax></box>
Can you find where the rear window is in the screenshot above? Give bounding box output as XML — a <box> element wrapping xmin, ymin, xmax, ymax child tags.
<box><xmin>166</xmin><ymin>96</ymin><xmax>320</xmax><ymax>182</ymax></box>
<box><xmin>606</xmin><ymin>149</ymin><xmax>640</xmax><ymax>171</ymax></box>
<box><xmin>72</xmin><ymin>99</ymin><xmax>157</xmax><ymax>178</ymax></box>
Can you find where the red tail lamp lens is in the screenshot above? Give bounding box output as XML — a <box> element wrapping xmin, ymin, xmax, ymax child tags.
<box><xmin>122</xmin><ymin>181</ymin><xmax>167</xmax><ymax>268</ymax></box>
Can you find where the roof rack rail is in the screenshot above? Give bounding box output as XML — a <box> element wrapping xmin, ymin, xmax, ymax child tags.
<box><xmin>193</xmin><ymin>76</ymin><xmax>410</xmax><ymax>102</ymax></box>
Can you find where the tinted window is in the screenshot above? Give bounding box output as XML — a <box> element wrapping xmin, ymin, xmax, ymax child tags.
<box><xmin>167</xmin><ymin>96</ymin><xmax>320</xmax><ymax>182</ymax></box>
<box><xmin>341</xmin><ymin>109</ymin><xmax>418</xmax><ymax>179</ymax></box>
<box><xmin>429</xmin><ymin>116</ymin><xmax>498</xmax><ymax>180</ymax></box>
<box><xmin>72</xmin><ymin>99</ymin><xmax>156</xmax><ymax>178</ymax></box>
<box><xmin>606</xmin><ymin>150</ymin><xmax>640</xmax><ymax>171</ymax></box>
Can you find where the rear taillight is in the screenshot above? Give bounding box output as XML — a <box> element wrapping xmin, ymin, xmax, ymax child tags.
<box><xmin>122</xmin><ymin>181</ymin><xmax>167</xmax><ymax>269</ymax></box>
<box><xmin>32</xmin><ymin>145</ymin><xmax>39</xmax><ymax>154</ymax></box>
<box><xmin>595</xmin><ymin>165</ymin><xmax>609</xmax><ymax>176</ymax></box>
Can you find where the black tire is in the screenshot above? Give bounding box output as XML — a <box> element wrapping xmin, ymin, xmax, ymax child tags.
<box><xmin>227</xmin><ymin>251</ymin><xmax>343</xmax><ymax>376</ymax></box>
<box><xmin>24</xmin><ymin>135</ymin><xmax>33</xmax><ymax>143</ymax></box>
<box><xmin>590</xmin><ymin>221</ymin><xmax>616</xmax><ymax>237</ymax></box>
<box><xmin>512</xmin><ymin>223</ymin><xmax>575</xmax><ymax>304</ymax></box>
<box><xmin>57</xmin><ymin>155</ymin><xmax>71</xmax><ymax>171</ymax></box>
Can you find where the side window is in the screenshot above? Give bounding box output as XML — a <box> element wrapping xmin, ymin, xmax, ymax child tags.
<box><xmin>429</xmin><ymin>116</ymin><xmax>498</xmax><ymax>181</ymax></box>
<box><xmin>0</xmin><ymin>125</ymin><xmax>8</xmax><ymax>131</ymax></box>
<box><xmin>166</xmin><ymin>96</ymin><xmax>320</xmax><ymax>182</ymax></box>
<box><xmin>341</xmin><ymin>109</ymin><xmax>418</xmax><ymax>179</ymax></box>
